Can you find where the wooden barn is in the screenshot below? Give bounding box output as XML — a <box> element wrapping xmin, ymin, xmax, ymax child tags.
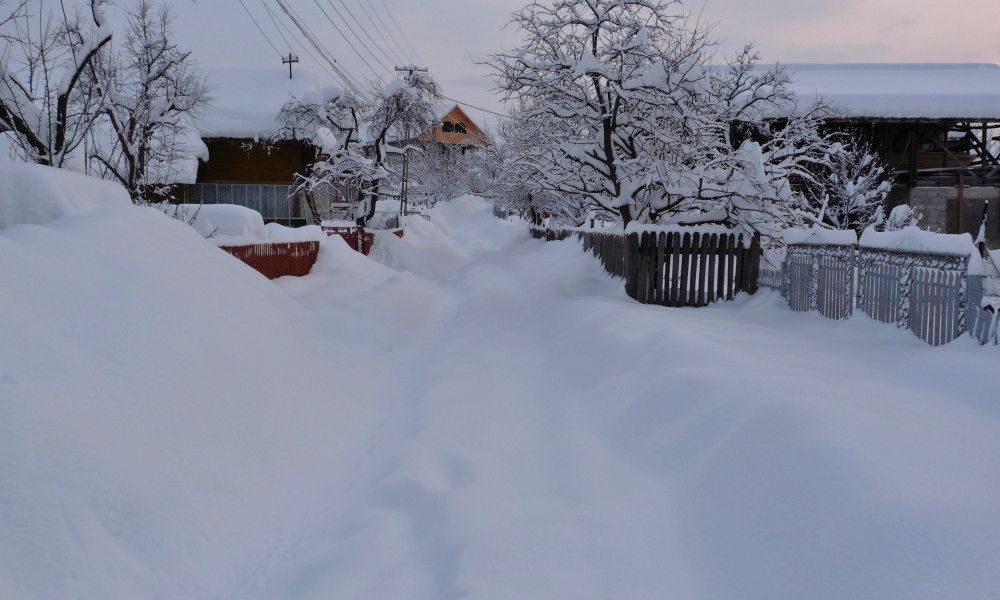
<box><xmin>778</xmin><ymin>63</ymin><xmax>1000</xmax><ymax>244</ymax></box>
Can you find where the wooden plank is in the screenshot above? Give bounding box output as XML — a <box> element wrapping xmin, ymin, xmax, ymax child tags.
<box><xmin>670</xmin><ymin>232</ymin><xmax>683</xmax><ymax>307</ymax></box>
<box><xmin>678</xmin><ymin>233</ymin><xmax>691</xmax><ymax>306</ymax></box>
<box><xmin>706</xmin><ymin>234</ymin><xmax>718</xmax><ymax>305</ymax></box>
<box><xmin>656</xmin><ymin>232</ymin><xmax>667</xmax><ymax>305</ymax></box>
<box><xmin>698</xmin><ymin>233</ymin><xmax>711</xmax><ymax>306</ymax></box>
<box><xmin>716</xmin><ymin>235</ymin><xmax>728</xmax><ymax>303</ymax></box>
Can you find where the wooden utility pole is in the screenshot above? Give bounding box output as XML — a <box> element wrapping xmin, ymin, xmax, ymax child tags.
<box><xmin>393</xmin><ymin>66</ymin><xmax>429</xmax><ymax>217</ymax></box>
<box><xmin>283</xmin><ymin>53</ymin><xmax>299</xmax><ymax>79</ymax></box>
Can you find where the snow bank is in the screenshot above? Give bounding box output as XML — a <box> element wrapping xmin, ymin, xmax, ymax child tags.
<box><xmin>784</xmin><ymin>226</ymin><xmax>858</xmax><ymax>246</ymax></box>
<box><xmin>0</xmin><ymin>167</ymin><xmax>364</xmax><ymax>599</ymax></box>
<box><xmin>162</xmin><ymin>203</ymin><xmax>323</xmax><ymax>245</ymax></box>
<box><xmin>0</xmin><ymin>162</ymin><xmax>131</xmax><ymax>229</ymax></box>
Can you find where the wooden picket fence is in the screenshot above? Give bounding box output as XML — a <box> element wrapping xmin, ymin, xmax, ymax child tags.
<box><xmin>219</xmin><ymin>241</ymin><xmax>321</xmax><ymax>280</ymax></box>
<box><xmin>531</xmin><ymin>227</ymin><xmax>763</xmax><ymax>307</ymax></box>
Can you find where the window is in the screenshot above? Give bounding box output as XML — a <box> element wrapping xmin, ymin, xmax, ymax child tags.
<box><xmin>442</xmin><ymin>121</ymin><xmax>455</xmax><ymax>133</ymax></box>
<box><xmin>455</xmin><ymin>123</ymin><xmax>468</xmax><ymax>134</ymax></box>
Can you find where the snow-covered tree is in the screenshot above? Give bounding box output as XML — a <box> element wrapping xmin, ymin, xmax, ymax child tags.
<box><xmin>276</xmin><ymin>85</ymin><xmax>369</xmax><ymax>223</ymax></box>
<box><xmin>0</xmin><ymin>0</ymin><xmax>112</xmax><ymax>166</ymax></box>
<box><xmin>810</xmin><ymin>140</ymin><xmax>893</xmax><ymax>233</ymax></box>
<box><xmin>288</xmin><ymin>72</ymin><xmax>439</xmax><ymax>226</ymax></box>
<box><xmin>492</xmin><ymin>0</ymin><xmax>840</xmax><ymax>238</ymax></box>
<box><xmin>89</xmin><ymin>0</ymin><xmax>207</xmax><ymax>203</ymax></box>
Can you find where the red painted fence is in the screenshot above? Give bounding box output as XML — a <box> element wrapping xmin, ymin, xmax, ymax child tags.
<box><xmin>219</xmin><ymin>241</ymin><xmax>321</xmax><ymax>280</ymax></box>
<box><xmin>322</xmin><ymin>225</ymin><xmax>404</xmax><ymax>256</ymax></box>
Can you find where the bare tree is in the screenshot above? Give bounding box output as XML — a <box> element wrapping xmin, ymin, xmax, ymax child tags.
<box><xmin>0</xmin><ymin>0</ymin><xmax>112</xmax><ymax>166</ymax></box>
<box><xmin>810</xmin><ymin>139</ymin><xmax>894</xmax><ymax>233</ymax></box>
<box><xmin>89</xmin><ymin>0</ymin><xmax>207</xmax><ymax>204</ymax></box>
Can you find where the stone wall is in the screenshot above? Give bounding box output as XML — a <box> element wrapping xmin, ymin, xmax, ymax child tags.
<box><xmin>908</xmin><ymin>186</ymin><xmax>1000</xmax><ymax>247</ymax></box>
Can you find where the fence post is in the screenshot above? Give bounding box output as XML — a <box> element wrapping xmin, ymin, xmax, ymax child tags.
<box><xmin>897</xmin><ymin>264</ymin><xmax>913</xmax><ymax>330</ymax></box>
<box><xmin>809</xmin><ymin>254</ymin><xmax>819</xmax><ymax>311</ymax></box>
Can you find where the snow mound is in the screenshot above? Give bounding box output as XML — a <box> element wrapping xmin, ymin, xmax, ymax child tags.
<box><xmin>162</xmin><ymin>204</ymin><xmax>324</xmax><ymax>245</ymax></box>
<box><xmin>0</xmin><ymin>178</ymin><xmax>350</xmax><ymax>598</ymax></box>
<box><xmin>0</xmin><ymin>162</ymin><xmax>131</xmax><ymax>229</ymax></box>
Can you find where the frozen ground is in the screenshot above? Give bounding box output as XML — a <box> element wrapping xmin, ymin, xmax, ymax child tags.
<box><xmin>3</xmin><ymin>190</ymin><xmax>1000</xmax><ymax>599</ymax></box>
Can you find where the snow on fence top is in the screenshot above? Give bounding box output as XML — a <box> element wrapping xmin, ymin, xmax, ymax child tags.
<box><xmin>0</xmin><ymin>163</ymin><xmax>131</xmax><ymax>229</ymax></box>
<box><xmin>859</xmin><ymin>226</ymin><xmax>977</xmax><ymax>256</ymax></box>
<box><xmin>860</xmin><ymin>226</ymin><xmax>988</xmax><ymax>275</ymax></box>
<box><xmin>773</xmin><ymin>63</ymin><xmax>1000</xmax><ymax>120</ymax></box>
<box><xmin>783</xmin><ymin>227</ymin><xmax>858</xmax><ymax>246</ymax></box>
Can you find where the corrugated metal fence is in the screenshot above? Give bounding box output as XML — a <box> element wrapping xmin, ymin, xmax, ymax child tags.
<box><xmin>219</xmin><ymin>241</ymin><xmax>320</xmax><ymax>280</ymax></box>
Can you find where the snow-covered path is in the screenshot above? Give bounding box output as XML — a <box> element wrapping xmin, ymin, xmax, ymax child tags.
<box><xmin>4</xmin><ymin>192</ymin><xmax>999</xmax><ymax>599</ymax></box>
<box><xmin>263</xmin><ymin>197</ymin><xmax>1000</xmax><ymax>599</ymax></box>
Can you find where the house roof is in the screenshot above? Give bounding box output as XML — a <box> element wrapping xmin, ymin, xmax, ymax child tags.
<box><xmin>196</xmin><ymin>66</ymin><xmax>338</xmax><ymax>139</ymax></box>
<box><xmin>775</xmin><ymin>63</ymin><xmax>1000</xmax><ymax>121</ymax></box>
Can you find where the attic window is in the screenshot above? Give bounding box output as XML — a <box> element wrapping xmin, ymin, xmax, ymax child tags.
<box><xmin>442</xmin><ymin>121</ymin><xmax>455</xmax><ymax>133</ymax></box>
<box><xmin>455</xmin><ymin>123</ymin><xmax>468</xmax><ymax>134</ymax></box>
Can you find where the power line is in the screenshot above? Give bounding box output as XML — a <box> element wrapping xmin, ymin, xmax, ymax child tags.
<box><xmin>376</xmin><ymin>0</ymin><xmax>425</xmax><ymax>65</ymax></box>
<box><xmin>332</xmin><ymin>0</ymin><xmax>400</xmax><ymax>71</ymax></box>
<box><xmin>263</xmin><ymin>2</ymin><xmax>341</xmax><ymax>81</ymax></box>
<box><xmin>352</xmin><ymin>0</ymin><xmax>407</xmax><ymax>65</ymax></box>
<box><xmin>439</xmin><ymin>93</ymin><xmax>511</xmax><ymax>119</ymax></box>
<box><xmin>260</xmin><ymin>0</ymin><xmax>293</xmax><ymax>52</ymax></box>
<box><xmin>309</xmin><ymin>0</ymin><xmax>385</xmax><ymax>80</ymax></box>
<box><xmin>270</xmin><ymin>0</ymin><xmax>371</xmax><ymax>99</ymax></box>
<box><xmin>355</xmin><ymin>0</ymin><xmax>412</xmax><ymax>66</ymax></box>
<box><xmin>320</xmin><ymin>0</ymin><xmax>393</xmax><ymax>76</ymax></box>
<box><xmin>237</xmin><ymin>0</ymin><xmax>283</xmax><ymax>58</ymax></box>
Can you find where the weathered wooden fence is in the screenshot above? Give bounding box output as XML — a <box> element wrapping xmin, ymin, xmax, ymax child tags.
<box><xmin>219</xmin><ymin>241</ymin><xmax>320</xmax><ymax>279</ymax></box>
<box><xmin>531</xmin><ymin>227</ymin><xmax>762</xmax><ymax>307</ymax></box>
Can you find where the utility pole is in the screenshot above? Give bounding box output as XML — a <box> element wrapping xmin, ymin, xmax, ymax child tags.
<box><xmin>282</xmin><ymin>53</ymin><xmax>300</xmax><ymax>79</ymax></box>
<box><xmin>394</xmin><ymin>66</ymin><xmax>429</xmax><ymax>216</ymax></box>
<box><xmin>394</xmin><ymin>65</ymin><xmax>428</xmax><ymax>82</ymax></box>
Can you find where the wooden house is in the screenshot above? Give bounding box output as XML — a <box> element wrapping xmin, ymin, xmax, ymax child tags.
<box><xmin>180</xmin><ymin>69</ymin><xmax>491</xmax><ymax>226</ymax></box>
<box><xmin>777</xmin><ymin>63</ymin><xmax>1000</xmax><ymax>244</ymax></box>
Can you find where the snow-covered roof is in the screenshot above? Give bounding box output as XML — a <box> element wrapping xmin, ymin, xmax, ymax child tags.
<box><xmin>197</xmin><ymin>67</ymin><xmax>338</xmax><ymax>139</ymax></box>
<box><xmin>778</xmin><ymin>63</ymin><xmax>1000</xmax><ymax>120</ymax></box>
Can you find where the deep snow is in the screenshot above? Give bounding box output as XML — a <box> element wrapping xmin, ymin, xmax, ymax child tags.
<box><xmin>3</xmin><ymin>191</ymin><xmax>1000</xmax><ymax>599</ymax></box>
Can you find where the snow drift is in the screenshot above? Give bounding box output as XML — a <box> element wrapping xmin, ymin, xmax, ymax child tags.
<box><xmin>3</xmin><ymin>180</ymin><xmax>1000</xmax><ymax>599</ymax></box>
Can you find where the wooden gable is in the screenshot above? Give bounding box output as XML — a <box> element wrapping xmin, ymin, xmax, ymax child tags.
<box><xmin>428</xmin><ymin>106</ymin><xmax>489</xmax><ymax>147</ymax></box>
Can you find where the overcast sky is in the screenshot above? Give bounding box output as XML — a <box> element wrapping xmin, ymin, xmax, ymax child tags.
<box><xmin>161</xmin><ymin>0</ymin><xmax>1000</xmax><ymax>124</ymax></box>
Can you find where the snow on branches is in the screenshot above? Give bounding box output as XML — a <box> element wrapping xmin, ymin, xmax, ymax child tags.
<box><xmin>491</xmin><ymin>0</ymin><xmax>884</xmax><ymax>241</ymax></box>
<box><xmin>0</xmin><ymin>0</ymin><xmax>113</xmax><ymax>167</ymax></box>
<box><xmin>284</xmin><ymin>72</ymin><xmax>439</xmax><ymax>226</ymax></box>
<box><xmin>89</xmin><ymin>0</ymin><xmax>208</xmax><ymax>203</ymax></box>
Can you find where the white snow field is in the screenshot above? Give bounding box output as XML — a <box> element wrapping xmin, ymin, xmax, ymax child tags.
<box><xmin>3</xmin><ymin>178</ymin><xmax>1000</xmax><ymax>599</ymax></box>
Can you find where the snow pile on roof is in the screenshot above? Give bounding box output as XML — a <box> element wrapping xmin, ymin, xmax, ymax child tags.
<box><xmin>777</xmin><ymin>63</ymin><xmax>1000</xmax><ymax>120</ymax></box>
<box><xmin>0</xmin><ymin>162</ymin><xmax>131</xmax><ymax>229</ymax></box>
<box><xmin>197</xmin><ymin>67</ymin><xmax>336</xmax><ymax>138</ymax></box>
<box><xmin>784</xmin><ymin>226</ymin><xmax>858</xmax><ymax>246</ymax></box>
